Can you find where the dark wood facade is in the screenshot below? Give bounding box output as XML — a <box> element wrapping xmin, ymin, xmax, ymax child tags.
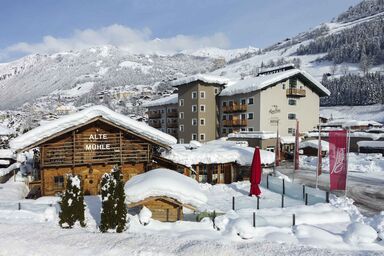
<box><xmin>34</xmin><ymin>118</ymin><xmax>165</xmax><ymax>196</ymax></box>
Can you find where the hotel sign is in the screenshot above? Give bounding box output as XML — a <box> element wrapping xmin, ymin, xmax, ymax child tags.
<box><xmin>85</xmin><ymin>134</ymin><xmax>111</xmax><ymax>151</ymax></box>
<box><xmin>269</xmin><ymin>105</ymin><xmax>281</xmax><ymax>114</ymax></box>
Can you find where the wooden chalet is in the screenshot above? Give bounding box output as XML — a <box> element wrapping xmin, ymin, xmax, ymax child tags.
<box><xmin>10</xmin><ymin>106</ymin><xmax>176</xmax><ymax>196</ymax></box>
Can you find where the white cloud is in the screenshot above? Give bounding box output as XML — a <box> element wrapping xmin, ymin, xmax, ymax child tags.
<box><xmin>3</xmin><ymin>24</ymin><xmax>230</xmax><ymax>57</ymax></box>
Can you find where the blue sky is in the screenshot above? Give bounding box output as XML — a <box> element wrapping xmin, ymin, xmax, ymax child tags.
<box><xmin>0</xmin><ymin>0</ymin><xmax>360</xmax><ymax>61</ymax></box>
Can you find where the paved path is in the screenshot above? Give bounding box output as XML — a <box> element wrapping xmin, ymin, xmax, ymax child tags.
<box><xmin>277</xmin><ymin>163</ymin><xmax>384</xmax><ymax>216</ymax></box>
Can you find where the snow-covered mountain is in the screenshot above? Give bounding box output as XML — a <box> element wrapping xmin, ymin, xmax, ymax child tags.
<box><xmin>1</xmin><ymin>0</ymin><xmax>384</xmax><ymax>111</ymax></box>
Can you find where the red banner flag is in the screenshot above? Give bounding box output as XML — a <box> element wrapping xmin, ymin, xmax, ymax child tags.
<box><xmin>294</xmin><ymin>120</ymin><xmax>300</xmax><ymax>170</ymax></box>
<box><xmin>275</xmin><ymin>124</ymin><xmax>280</xmax><ymax>167</ymax></box>
<box><xmin>329</xmin><ymin>130</ymin><xmax>348</xmax><ymax>191</ymax></box>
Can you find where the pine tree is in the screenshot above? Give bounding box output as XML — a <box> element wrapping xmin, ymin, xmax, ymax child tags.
<box><xmin>114</xmin><ymin>167</ymin><xmax>127</xmax><ymax>233</ymax></box>
<box><xmin>59</xmin><ymin>175</ymin><xmax>86</xmax><ymax>228</ymax></box>
<box><xmin>99</xmin><ymin>173</ymin><xmax>114</xmax><ymax>232</ymax></box>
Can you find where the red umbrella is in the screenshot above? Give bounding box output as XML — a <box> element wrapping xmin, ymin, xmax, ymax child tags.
<box><xmin>249</xmin><ymin>147</ymin><xmax>262</xmax><ymax>197</ymax></box>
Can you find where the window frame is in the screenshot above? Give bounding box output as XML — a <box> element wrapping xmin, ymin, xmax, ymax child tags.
<box><xmin>248</xmin><ymin>97</ymin><xmax>254</xmax><ymax>105</ymax></box>
<box><xmin>200</xmin><ymin>104</ymin><xmax>206</xmax><ymax>112</ymax></box>
<box><xmin>192</xmin><ymin>91</ymin><xmax>198</xmax><ymax>99</ymax></box>
<box><xmin>179</xmin><ymin>112</ymin><xmax>184</xmax><ymax>119</ymax></box>
<box><xmin>200</xmin><ymin>118</ymin><xmax>205</xmax><ymax>126</ymax></box>
<box><xmin>192</xmin><ymin>105</ymin><xmax>197</xmax><ymax>112</ymax></box>
<box><xmin>200</xmin><ymin>91</ymin><xmax>205</xmax><ymax>99</ymax></box>
<box><xmin>192</xmin><ymin>133</ymin><xmax>198</xmax><ymax>141</ymax></box>
<box><xmin>192</xmin><ymin>118</ymin><xmax>198</xmax><ymax>126</ymax></box>
<box><xmin>179</xmin><ymin>124</ymin><xmax>184</xmax><ymax>132</ymax></box>
<box><xmin>247</xmin><ymin>112</ymin><xmax>254</xmax><ymax>120</ymax></box>
<box><xmin>199</xmin><ymin>133</ymin><xmax>205</xmax><ymax>141</ymax></box>
<box><xmin>288</xmin><ymin>113</ymin><xmax>296</xmax><ymax>120</ymax></box>
<box><xmin>179</xmin><ymin>99</ymin><xmax>184</xmax><ymax>106</ymax></box>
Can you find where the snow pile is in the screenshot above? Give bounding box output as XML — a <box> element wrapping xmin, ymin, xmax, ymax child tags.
<box><xmin>293</xmin><ymin>224</ymin><xmax>345</xmax><ymax>249</ymax></box>
<box><xmin>0</xmin><ymin>162</ymin><xmax>20</xmax><ymax>177</ymax></box>
<box><xmin>225</xmin><ymin>218</ymin><xmax>255</xmax><ymax>240</ymax></box>
<box><xmin>10</xmin><ymin>105</ymin><xmax>177</xmax><ymax>151</ymax></box>
<box><xmin>142</xmin><ymin>94</ymin><xmax>178</xmax><ymax>108</ymax></box>
<box><xmin>321</xmin><ymin>105</ymin><xmax>384</xmax><ymax>124</ymax></box>
<box><xmin>124</xmin><ymin>168</ymin><xmax>208</xmax><ymax>207</ymax></box>
<box><xmin>300</xmin><ymin>153</ymin><xmax>384</xmax><ymax>173</ymax></box>
<box><xmin>300</xmin><ymin>140</ymin><xmax>329</xmax><ymax>151</ymax></box>
<box><xmin>171</xmin><ymin>74</ymin><xmax>230</xmax><ymax>87</ymax></box>
<box><xmin>329</xmin><ymin>195</ymin><xmax>365</xmax><ymax>223</ymax></box>
<box><xmin>0</xmin><ymin>178</ymin><xmax>29</xmax><ymax>201</ymax></box>
<box><xmin>344</xmin><ymin>222</ymin><xmax>378</xmax><ymax>244</ymax></box>
<box><xmin>162</xmin><ymin>140</ymin><xmax>275</xmax><ymax>167</ymax></box>
<box><xmin>219</xmin><ymin>69</ymin><xmax>330</xmax><ymax>97</ymax></box>
<box><xmin>139</xmin><ymin>206</ymin><xmax>152</xmax><ymax>225</ymax></box>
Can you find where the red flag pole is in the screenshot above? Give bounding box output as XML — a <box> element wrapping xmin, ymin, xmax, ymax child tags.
<box><xmin>345</xmin><ymin>129</ymin><xmax>351</xmax><ymax>197</ymax></box>
<box><xmin>294</xmin><ymin>119</ymin><xmax>300</xmax><ymax>171</ymax></box>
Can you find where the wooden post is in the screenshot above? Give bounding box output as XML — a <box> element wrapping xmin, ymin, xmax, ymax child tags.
<box><xmin>257</xmin><ymin>196</ymin><xmax>260</xmax><ymax>210</ymax></box>
<box><xmin>166</xmin><ymin>209</ymin><xmax>169</xmax><ymax>222</ymax></box>
<box><xmin>195</xmin><ymin>165</ymin><xmax>200</xmax><ymax>182</ymax></box>
<box><xmin>18</xmin><ymin>202</ymin><xmax>21</xmax><ymax>210</ymax></box>
<box><xmin>267</xmin><ymin>174</ymin><xmax>269</xmax><ymax>189</ymax></box>
<box><xmin>302</xmin><ymin>185</ymin><xmax>306</xmax><ymax>200</ymax></box>
<box><xmin>305</xmin><ymin>193</ymin><xmax>308</xmax><ymax>205</ymax></box>
<box><xmin>326</xmin><ymin>191</ymin><xmax>330</xmax><ymax>203</ymax></box>
<box><xmin>281</xmin><ymin>194</ymin><xmax>284</xmax><ymax>208</ymax></box>
<box><xmin>282</xmin><ymin>179</ymin><xmax>285</xmax><ymax>195</ymax></box>
<box><xmin>177</xmin><ymin>207</ymin><xmax>181</xmax><ymax>220</ymax></box>
<box><xmin>217</xmin><ymin>164</ymin><xmax>221</xmax><ymax>184</ymax></box>
<box><xmin>292</xmin><ymin>214</ymin><xmax>296</xmax><ymax>226</ymax></box>
<box><xmin>253</xmin><ymin>212</ymin><xmax>256</xmax><ymax>227</ymax></box>
<box><xmin>232</xmin><ymin>196</ymin><xmax>235</xmax><ymax>210</ymax></box>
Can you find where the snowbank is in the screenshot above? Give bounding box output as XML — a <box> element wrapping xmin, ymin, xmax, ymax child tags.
<box><xmin>0</xmin><ymin>162</ymin><xmax>20</xmax><ymax>177</ymax></box>
<box><xmin>142</xmin><ymin>94</ymin><xmax>178</xmax><ymax>108</ymax></box>
<box><xmin>162</xmin><ymin>140</ymin><xmax>275</xmax><ymax>167</ymax></box>
<box><xmin>171</xmin><ymin>74</ymin><xmax>230</xmax><ymax>87</ymax></box>
<box><xmin>357</xmin><ymin>141</ymin><xmax>384</xmax><ymax>149</ymax></box>
<box><xmin>124</xmin><ymin>168</ymin><xmax>208</xmax><ymax>207</ymax></box>
<box><xmin>344</xmin><ymin>222</ymin><xmax>378</xmax><ymax>244</ymax></box>
<box><xmin>10</xmin><ymin>105</ymin><xmax>177</xmax><ymax>151</ymax></box>
<box><xmin>228</xmin><ymin>131</ymin><xmax>276</xmax><ymax>139</ymax></box>
<box><xmin>0</xmin><ymin>125</ymin><xmax>13</xmax><ymax>136</ymax></box>
<box><xmin>0</xmin><ymin>149</ymin><xmax>15</xmax><ymax>159</ymax></box>
<box><xmin>300</xmin><ymin>140</ymin><xmax>329</xmax><ymax>151</ymax></box>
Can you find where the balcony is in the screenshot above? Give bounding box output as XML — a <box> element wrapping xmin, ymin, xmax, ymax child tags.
<box><xmin>286</xmin><ymin>88</ymin><xmax>306</xmax><ymax>97</ymax></box>
<box><xmin>223</xmin><ymin>119</ymin><xmax>247</xmax><ymax>127</ymax></box>
<box><xmin>167</xmin><ymin>111</ymin><xmax>178</xmax><ymax>118</ymax></box>
<box><xmin>223</xmin><ymin>104</ymin><xmax>247</xmax><ymax>113</ymax></box>
<box><xmin>151</xmin><ymin>123</ymin><xmax>161</xmax><ymax>128</ymax></box>
<box><xmin>167</xmin><ymin>122</ymin><xmax>178</xmax><ymax>128</ymax></box>
<box><xmin>148</xmin><ymin>112</ymin><xmax>161</xmax><ymax>119</ymax></box>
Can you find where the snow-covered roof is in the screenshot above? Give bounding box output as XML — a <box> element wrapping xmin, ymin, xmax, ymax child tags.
<box><xmin>300</xmin><ymin>140</ymin><xmax>329</xmax><ymax>151</ymax></box>
<box><xmin>0</xmin><ymin>125</ymin><xmax>14</xmax><ymax>136</ymax></box>
<box><xmin>161</xmin><ymin>140</ymin><xmax>275</xmax><ymax>167</ymax></box>
<box><xmin>124</xmin><ymin>168</ymin><xmax>208</xmax><ymax>207</ymax></box>
<box><xmin>306</xmin><ymin>131</ymin><xmax>384</xmax><ymax>141</ymax></box>
<box><xmin>0</xmin><ymin>149</ymin><xmax>15</xmax><ymax>159</ymax></box>
<box><xmin>10</xmin><ymin>105</ymin><xmax>177</xmax><ymax>151</ymax></box>
<box><xmin>323</xmin><ymin>119</ymin><xmax>383</xmax><ymax>128</ymax></box>
<box><xmin>228</xmin><ymin>131</ymin><xmax>277</xmax><ymax>140</ymax></box>
<box><xmin>171</xmin><ymin>74</ymin><xmax>230</xmax><ymax>87</ymax></box>
<box><xmin>357</xmin><ymin>141</ymin><xmax>384</xmax><ymax>149</ymax></box>
<box><xmin>142</xmin><ymin>94</ymin><xmax>178</xmax><ymax>108</ymax></box>
<box><xmin>219</xmin><ymin>69</ymin><xmax>330</xmax><ymax>97</ymax></box>
<box><xmin>280</xmin><ymin>136</ymin><xmax>297</xmax><ymax>145</ymax></box>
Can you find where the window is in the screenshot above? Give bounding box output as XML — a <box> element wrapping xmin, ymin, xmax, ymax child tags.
<box><xmin>241</xmin><ymin>128</ymin><xmax>246</xmax><ymax>132</ymax></box>
<box><xmin>54</xmin><ymin>176</ymin><xmax>64</xmax><ymax>189</ymax></box>
<box><xmin>248</xmin><ymin>97</ymin><xmax>254</xmax><ymax>105</ymax></box>
<box><xmin>214</xmin><ymin>88</ymin><xmax>219</xmax><ymax>94</ymax></box>
<box><xmin>222</xmin><ymin>115</ymin><xmax>227</xmax><ymax>121</ymax></box>
<box><xmin>192</xmin><ymin>133</ymin><xmax>198</xmax><ymax>140</ymax></box>
<box><xmin>200</xmin><ymin>133</ymin><xmax>205</xmax><ymax>141</ymax></box>
<box><xmin>222</xmin><ymin>101</ymin><xmax>227</xmax><ymax>107</ymax></box>
<box><xmin>288</xmin><ymin>99</ymin><xmax>297</xmax><ymax>106</ymax></box>
<box><xmin>192</xmin><ymin>118</ymin><xmax>197</xmax><ymax>126</ymax></box>
<box><xmin>241</xmin><ymin>98</ymin><xmax>246</xmax><ymax>105</ymax></box>
<box><xmin>161</xmin><ymin>109</ymin><xmax>165</xmax><ymax>114</ymax></box>
<box><xmin>248</xmin><ymin>113</ymin><xmax>254</xmax><ymax>120</ymax></box>
<box><xmin>179</xmin><ymin>99</ymin><xmax>184</xmax><ymax>106</ymax></box>
<box><xmin>179</xmin><ymin>139</ymin><xmax>184</xmax><ymax>144</ymax></box>
<box><xmin>179</xmin><ymin>112</ymin><xmax>184</xmax><ymax>119</ymax></box>
<box><xmin>179</xmin><ymin>125</ymin><xmax>184</xmax><ymax>132</ymax></box>
<box><xmin>192</xmin><ymin>91</ymin><xmax>197</xmax><ymax>99</ymax></box>
<box><xmin>222</xmin><ymin>128</ymin><xmax>227</xmax><ymax>134</ymax></box>
<box><xmin>241</xmin><ymin>113</ymin><xmax>246</xmax><ymax>120</ymax></box>
<box><xmin>200</xmin><ymin>105</ymin><xmax>205</xmax><ymax>112</ymax></box>
<box><xmin>248</xmin><ymin>127</ymin><xmax>254</xmax><ymax>132</ymax></box>
<box><xmin>192</xmin><ymin>105</ymin><xmax>197</xmax><ymax>112</ymax></box>
<box><xmin>161</xmin><ymin>119</ymin><xmax>165</xmax><ymax>124</ymax></box>
<box><xmin>228</xmin><ymin>128</ymin><xmax>233</xmax><ymax>133</ymax></box>
<box><xmin>200</xmin><ymin>118</ymin><xmax>205</xmax><ymax>126</ymax></box>
<box><xmin>228</xmin><ymin>115</ymin><xmax>233</xmax><ymax>120</ymax></box>
<box><xmin>282</xmin><ymin>83</ymin><xmax>286</xmax><ymax>90</ymax></box>
<box><xmin>289</xmin><ymin>78</ymin><xmax>297</xmax><ymax>88</ymax></box>
<box><xmin>200</xmin><ymin>91</ymin><xmax>205</xmax><ymax>99</ymax></box>
<box><xmin>288</xmin><ymin>113</ymin><xmax>296</xmax><ymax>120</ymax></box>
<box><xmin>167</xmin><ymin>108</ymin><xmax>171</xmax><ymax>113</ymax></box>
<box><xmin>167</xmin><ymin>128</ymin><xmax>171</xmax><ymax>133</ymax></box>
<box><xmin>229</xmin><ymin>100</ymin><xmax>234</xmax><ymax>106</ymax></box>
<box><xmin>288</xmin><ymin>128</ymin><xmax>296</xmax><ymax>135</ymax></box>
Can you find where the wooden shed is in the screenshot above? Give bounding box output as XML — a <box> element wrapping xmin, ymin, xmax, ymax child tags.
<box><xmin>9</xmin><ymin>106</ymin><xmax>176</xmax><ymax>196</ymax></box>
<box><xmin>128</xmin><ymin>196</ymin><xmax>196</xmax><ymax>222</ymax></box>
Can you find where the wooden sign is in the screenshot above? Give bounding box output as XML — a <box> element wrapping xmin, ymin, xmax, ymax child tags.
<box><xmin>85</xmin><ymin>134</ymin><xmax>111</xmax><ymax>151</ymax></box>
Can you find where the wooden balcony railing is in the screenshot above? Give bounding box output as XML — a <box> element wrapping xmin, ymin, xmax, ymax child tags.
<box><xmin>286</xmin><ymin>88</ymin><xmax>306</xmax><ymax>97</ymax></box>
<box><xmin>223</xmin><ymin>119</ymin><xmax>247</xmax><ymax>127</ymax></box>
<box><xmin>167</xmin><ymin>123</ymin><xmax>178</xmax><ymax>128</ymax></box>
<box><xmin>167</xmin><ymin>111</ymin><xmax>178</xmax><ymax>118</ymax></box>
<box><xmin>148</xmin><ymin>112</ymin><xmax>162</xmax><ymax>119</ymax></box>
<box><xmin>223</xmin><ymin>104</ymin><xmax>247</xmax><ymax>113</ymax></box>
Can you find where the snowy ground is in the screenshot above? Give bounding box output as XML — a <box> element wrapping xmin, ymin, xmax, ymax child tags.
<box><xmin>0</xmin><ymin>175</ymin><xmax>383</xmax><ymax>255</ymax></box>
<box><xmin>320</xmin><ymin>104</ymin><xmax>384</xmax><ymax>123</ymax></box>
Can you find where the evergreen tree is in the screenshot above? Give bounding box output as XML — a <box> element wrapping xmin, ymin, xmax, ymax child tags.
<box><xmin>99</xmin><ymin>173</ymin><xmax>115</xmax><ymax>232</ymax></box>
<box><xmin>59</xmin><ymin>175</ymin><xmax>86</xmax><ymax>228</ymax></box>
<box><xmin>113</xmin><ymin>167</ymin><xmax>127</xmax><ymax>233</ymax></box>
